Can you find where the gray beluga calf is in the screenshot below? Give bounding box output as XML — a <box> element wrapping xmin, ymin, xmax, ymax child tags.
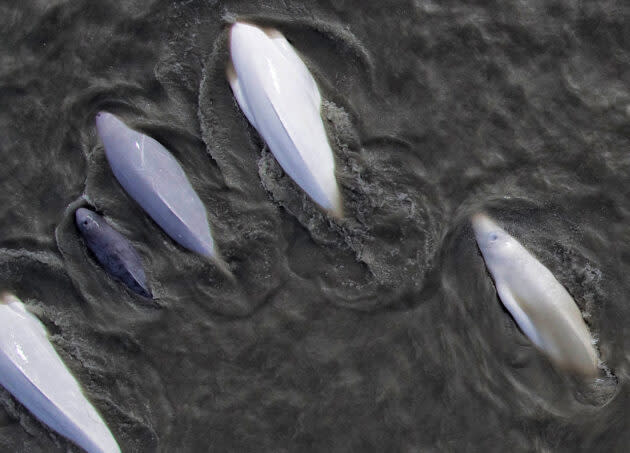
<box><xmin>95</xmin><ymin>112</ymin><xmax>217</xmax><ymax>259</ymax></box>
<box><xmin>471</xmin><ymin>213</ymin><xmax>598</xmax><ymax>377</ymax></box>
<box><xmin>76</xmin><ymin>207</ymin><xmax>152</xmax><ymax>298</ymax></box>
<box><xmin>227</xmin><ymin>21</ymin><xmax>343</xmax><ymax>217</ymax></box>
<box><xmin>0</xmin><ymin>293</ymin><xmax>120</xmax><ymax>453</ymax></box>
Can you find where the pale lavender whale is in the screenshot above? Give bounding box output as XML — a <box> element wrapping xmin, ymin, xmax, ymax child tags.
<box><xmin>95</xmin><ymin>112</ymin><xmax>216</xmax><ymax>259</ymax></box>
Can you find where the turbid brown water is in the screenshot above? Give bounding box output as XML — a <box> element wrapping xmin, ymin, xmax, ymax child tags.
<box><xmin>1</xmin><ymin>0</ymin><xmax>629</xmax><ymax>451</ymax></box>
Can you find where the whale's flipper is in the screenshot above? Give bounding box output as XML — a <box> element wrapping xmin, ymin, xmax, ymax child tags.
<box><xmin>496</xmin><ymin>282</ymin><xmax>543</xmax><ymax>349</ymax></box>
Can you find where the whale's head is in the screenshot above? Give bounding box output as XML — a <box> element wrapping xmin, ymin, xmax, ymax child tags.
<box><xmin>471</xmin><ymin>213</ymin><xmax>514</xmax><ymax>259</ymax></box>
<box><xmin>75</xmin><ymin>208</ymin><xmax>100</xmax><ymax>236</ymax></box>
<box><xmin>95</xmin><ymin>111</ymin><xmax>129</xmax><ymax>161</ymax></box>
<box><xmin>0</xmin><ymin>292</ymin><xmax>19</xmax><ymax>305</ymax></box>
<box><xmin>230</xmin><ymin>21</ymin><xmax>261</xmax><ymax>48</ymax></box>
<box><xmin>95</xmin><ymin>111</ymin><xmax>117</xmax><ymax>137</ymax></box>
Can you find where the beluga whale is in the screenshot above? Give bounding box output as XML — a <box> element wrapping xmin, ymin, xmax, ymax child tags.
<box><xmin>95</xmin><ymin>112</ymin><xmax>218</xmax><ymax>260</ymax></box>
<box><xmin>471</xmin><ymin>213</ymin><xmax>598</xmax><ymax>377</ymax></box>
<box><xmin>76</xmin><ymin>207</ymin><xmax>152</xmax><ymax>298</ymax></box>
<box><xmin>227</xmin><ymin>21</ymin><xmax>343</xmax><ymax>217</ymax></box>
<box><xmin>0</xmin><ymin>293</ymin><xmax>120</xmax><ymax>453</ymax></box>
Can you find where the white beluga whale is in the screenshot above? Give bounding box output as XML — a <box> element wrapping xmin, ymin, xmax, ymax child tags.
<box><xmin>227</xmin><ymin>21</ymin><xmax>343</xmax><ymax>217</ymax></box>
<box><xmin>96</xmin><ymin>112</ymin><xmax>217</xmax><ymax>259</ymax></box>
<box><xmin>0</xmin><ymin>293</ymin><xmax>120</xmax><ymax>453</ymax></box>
<box><xmin>471</xmin><ymin>213</ymin><xmax>598</xmax><ymax>377</ymax></box>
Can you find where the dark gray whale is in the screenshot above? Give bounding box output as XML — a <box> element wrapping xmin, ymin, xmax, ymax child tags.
<box><xmin>75</xmin><ymin>208</ymin><xmax>152</xmax><ymax>298</ymax></box>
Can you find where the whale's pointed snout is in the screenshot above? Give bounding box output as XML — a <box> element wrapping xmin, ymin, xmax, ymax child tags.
<box><xmin>230</xmin><ymin>21</ymin><xmax>247</xmax><ymax>33</ymax></box>
<box><xmin>75</xmin><ymin>208</ymin><xmax>99</xmax><ymax>233</ymax></box>
<box><xmin>229</xmin><ymin>21</ymin><xmax>256</xmax><ymax>47</ymax></box>
<box><xmin>471</xmin><ymin>212</ymin><xmax>499</xmax><ymax>236</ymax></box>
<box><xmin>95</xmin><ymin>111</ymin><xmax>117</xmax><ymax>135</ymax></box>
<box><xmin>95</xmin><ymin>111</ymin><xmax>109</xmax><ymax>124</ymax></box>
<box><xmin>0</xmin><ymin>293</ymin><xmax>15</xmax><ymax>305</ymax></box>
<box><xmin>75</xmin><ymin>208</ymin><xmax>90</xmax><ymax>225</ymax></box>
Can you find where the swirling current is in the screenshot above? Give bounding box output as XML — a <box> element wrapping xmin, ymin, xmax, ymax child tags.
<box><xmin>1</xmin><ymin>0</ymin><xmax>630</xmax><ymax>451</ymax></box>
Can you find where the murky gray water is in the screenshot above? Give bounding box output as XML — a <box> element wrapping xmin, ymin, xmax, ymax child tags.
<box><xmin>1</xmin><ymin>0</ymin><xmax>630</xmax><ymax>451</ymax></box>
